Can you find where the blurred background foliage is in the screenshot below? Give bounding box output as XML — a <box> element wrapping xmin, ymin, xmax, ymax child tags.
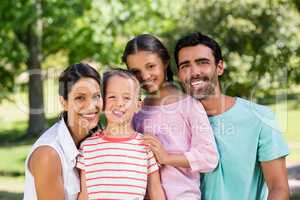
<box><xmin>1</xmin><ymin>0</ymin><xmax>299</xmax><ymax>88</ymax></box>
<box><xmin>1</xmin><ymin>0</ymin><xmax>299</xmax><ymax>98</ymax></box>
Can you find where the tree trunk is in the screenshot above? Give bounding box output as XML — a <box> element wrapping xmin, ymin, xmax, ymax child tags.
<box><xmin>26</xmin><ymin>0</ymin><xmax>46</xmax><ymax>137</ymax></box>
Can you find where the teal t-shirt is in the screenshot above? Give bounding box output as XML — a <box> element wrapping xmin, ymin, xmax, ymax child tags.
<box><xmin>201</xmin><ymin>97</ymin><xmax>289</xmax><ymax>200</ymax></box>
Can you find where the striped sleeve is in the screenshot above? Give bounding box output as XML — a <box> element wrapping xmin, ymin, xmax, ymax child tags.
<box><xmin>147</xmin><ymin>149</ymin><xmax>158</xmax><ymax>175</ymax></box>
<box><xmin>76</xmin><ymin>143</ymin><xmax>85</xmax><ymax>170</ymax></box>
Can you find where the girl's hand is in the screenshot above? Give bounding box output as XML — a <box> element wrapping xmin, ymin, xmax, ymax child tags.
<box><xmin>143</xmin><ymin>134</ymin><xmax>169</xmax><ymax>165</ymax></box>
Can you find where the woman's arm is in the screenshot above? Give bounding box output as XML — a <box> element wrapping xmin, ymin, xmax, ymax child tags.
<box><xmin>77</xmin><ymin>170</ymin><xmax>88</xmax><ymax>200</ymax></box>
<box><xmin>147</xmin><ymin>171</ymin><xmax>166</xmax><ymax>200</ymax></box>
<box><xmin>29</xmin><ymin>146</ymin><xmax>64</xmax><ymax>200</ymax></box>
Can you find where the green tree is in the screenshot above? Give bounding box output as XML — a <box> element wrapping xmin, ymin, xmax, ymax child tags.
<box><xmin>174</xmin><ymin>0</ymin><xmax>300</xmax><ymax>99</ymax></box>
<box><xmin>294</xmin><ymin>0</ymin><xmax>300</xmax><ymax>11</ymax></box>
<box><xmin>67</xmin><ymin>0</ymin><xmax>181</xmax><ymax>66</ymax></box>
<box><xmin>0</xmin><ymin>0</ymin><xmax>91</xmax><ymax>136</ymax></box>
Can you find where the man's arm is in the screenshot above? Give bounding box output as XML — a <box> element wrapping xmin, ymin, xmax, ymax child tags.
<box><xmin>261</xmin><ymin>157</ymin><xmax>289</xmax><ymax>200</ymax></box>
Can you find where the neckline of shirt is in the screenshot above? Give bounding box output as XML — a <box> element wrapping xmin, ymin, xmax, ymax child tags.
<box><xmin>208</xmin><ymin>97</ymin><xmax>240</xmax><ymax>120</ymax></box>
<box><xmin>100</xmin><ymin>132</ymin><xmax>138</xmax><ymax>142</ymax></box>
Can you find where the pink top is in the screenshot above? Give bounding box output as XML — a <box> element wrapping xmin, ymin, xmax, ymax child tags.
<box><xmin>134</xmin><ymin>95</ymin><xmax>218</xmax><ymax>199</ymax></box>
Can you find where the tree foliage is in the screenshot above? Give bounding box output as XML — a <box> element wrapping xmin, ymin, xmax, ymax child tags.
<box><xmin>0</xmin><ymin>0</ymin><xmax>92</xmax><ymax>135</ymax></box>
<box><xmin>174</xmin><ymin>0</ymin><xmax>300</xmax><ymax>98</ymax></box>
<box><xmin>0</xmin><ymin>0</ymin><xmax>300</xmax><ymax>135</ymax></box>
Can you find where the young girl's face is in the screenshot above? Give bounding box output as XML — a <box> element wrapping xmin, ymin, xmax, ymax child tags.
<box><xmin>104</xmin><ymin>75</ymin><xmax>140</xmax><ymax>125</ymax></box>
<box><xmin>126</xmin><ymin>51</ymin><xmax>166</xmax><ymax>94</ymax></box>
<box><xmin>61</xmin><ymin>77</ymin><xmax>102</xmax><ymax>136</ymax></box>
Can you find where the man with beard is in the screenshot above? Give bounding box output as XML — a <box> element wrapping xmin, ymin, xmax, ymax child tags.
<box><xmin>174</xmin><ymin>32</ymin><xmax>289</xmax><ymax>200</ymax></box>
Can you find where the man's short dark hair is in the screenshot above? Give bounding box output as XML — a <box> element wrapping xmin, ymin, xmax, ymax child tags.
<box><xmin>174</xmin><ymin>32</ymin><xmax>223</xmax><ymax>67</ymax></box>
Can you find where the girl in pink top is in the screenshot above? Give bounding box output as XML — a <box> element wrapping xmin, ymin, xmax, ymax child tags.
<box><xmin>122</xmin><ymin>34</ymin><xmax>219</xmax><ymax>199</ymax></box>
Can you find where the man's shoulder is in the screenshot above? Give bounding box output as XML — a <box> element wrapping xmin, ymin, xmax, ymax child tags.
<box><xmin>237</xmin><ymin>97</ymin><xmax>272</xmax><ymax>112</ymax></box>
<box><xmin>236</xmin><ymin>97</ymin><xmax>279</xmax><ymax>128</ymax></box>
<box><xmin>80</xmin><ymin>132</ymin><xmax>103</xmax><ymax>147</ymax></box>
<box><xmin>237</xmin><ymin>97</ymin><xmax>273</xmax><ymax>113</ymax></box>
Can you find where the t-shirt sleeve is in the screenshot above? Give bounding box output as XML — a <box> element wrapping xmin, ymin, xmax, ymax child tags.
<box><xmin>147</xmin><ymin>149</ymin><xmax>159</xmax><ymax>175</ymax></box>
<box><xmin>184</xmin><ymin>98</ymin><xmax>219</xmax><ymax>173</ymax></box>
<box><xmin>258</xmin><ymin>109</ymin><xmax>289</xmax><ymax>162</ymax></box>
<box><xmin>76</xmin><ymin>143</ymin><xmax>85</xmax><ymax>170</ymax></box>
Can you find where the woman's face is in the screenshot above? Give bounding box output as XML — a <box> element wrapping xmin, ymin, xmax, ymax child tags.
<box><xmin>61</xmin><ymin>77</ymin><xmax>102</xmax><ymax>137</ymax></box>
<box><xmin>104</xmin><ymin>75</ymin><xmax>140</xmax><ymax>126</ymax></box>
<box><xmin>126</xmin><ymin>51</ymin><xmax>167</xmax><ymax>94</ymax></box>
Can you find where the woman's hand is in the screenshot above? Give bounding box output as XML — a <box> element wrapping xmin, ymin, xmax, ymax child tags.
<box><xmin>143</xmin><ymin>134</ymin><xmax>169</xmax><ymax>165</ymax></box>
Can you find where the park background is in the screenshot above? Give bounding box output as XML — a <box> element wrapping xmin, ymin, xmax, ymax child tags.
<box><xmin>0</xmin><ymin>0</ymin><xmax>300</xmax><ymax>199</ymax></box>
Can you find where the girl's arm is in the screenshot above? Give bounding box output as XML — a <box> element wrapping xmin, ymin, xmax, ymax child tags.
<box><xmin>77</xmin><ymin>142</ymin><xmax>88</xmax><ymax>200</ymax></box>
<box><xmin>144</xmin><ymin>100</ymin><xmax>219</xmax><ymax>172</ymax></box>
<box><xmin>29</xmin><ymin>146</ymin><xmax>64</xmax><ymax>200</ymax></box>
<box><xmin>183</xmin><ymin>100</ymin><xmax>219</xmax><ymax>172</ymax></box>
<box><xmin>77</xmin><ymin>170</ymin><xmax>88</xmax><ymax>200</ymax></box>
<box><xmin>147</xmin><ymin>171</ymin><xmax>166</xmax><ymax>200</ymax></box>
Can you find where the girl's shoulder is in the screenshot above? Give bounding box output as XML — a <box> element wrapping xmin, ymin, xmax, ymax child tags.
<box><xmin>80</xmin><ymin>131</ymin><xmax>104</xmax><ymax>146</ymax></box>
<box><xmin>134</xmin><ymin>132</ymin><xmax>144</xmax><ymax>140</ymax></box>
<box><xmin>143</xmin><ymin>93</ymin><xmax>190</xmax><ymax>108</ymax></box>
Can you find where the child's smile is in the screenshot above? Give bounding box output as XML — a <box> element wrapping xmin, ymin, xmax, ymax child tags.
<box><xmin>104</xmin><ymin>75</ymin><xmax>140</xmax><ymax>125</ymax></box>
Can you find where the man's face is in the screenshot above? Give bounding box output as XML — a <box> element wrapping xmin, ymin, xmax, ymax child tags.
<box><xmin>177</xmin><ymin>44</ymin><xmax>224</xmax><ymax>100</ymax></box>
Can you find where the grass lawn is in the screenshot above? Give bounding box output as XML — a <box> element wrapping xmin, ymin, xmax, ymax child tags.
<box><xmin>0</xmin><ymin>95</ymin><xmax>299</xmax><ymax>199</ymax></box>
<box><xmin>271</xmin><ymin>99</ymin><xmax>300</xmax><ymax>165</ymax></box>
<box><xmin>0</xmin><ymin>145</ymin><xmax>29</xmax><ymax>177</ymax></box>
<box><xmin>0</xmin><ymin>118</ymin><xmax>54</xmax><ymax>198</ymax></box>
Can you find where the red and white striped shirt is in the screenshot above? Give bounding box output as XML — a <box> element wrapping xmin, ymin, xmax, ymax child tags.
<box><xmin>76</xmin><ymin>132</ymin><xmax>158</xmax><ymax>200</ymax></box>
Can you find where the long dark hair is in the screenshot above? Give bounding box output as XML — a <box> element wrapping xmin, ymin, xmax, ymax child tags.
<box><xmin>122</xmin><ymin>34</ymin><xmax>173</xmax><ymax>81</ymax></box>
<box><xmin>59</xmin><ymin>63</ymin><xmax>101</xmax><ymax>100</ymax></box>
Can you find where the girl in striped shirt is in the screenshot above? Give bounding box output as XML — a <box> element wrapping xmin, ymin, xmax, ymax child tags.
<box><xmin>77</xmin><ymin>69</ymin><xmax>165</xmax><ymax>200</ymax></box>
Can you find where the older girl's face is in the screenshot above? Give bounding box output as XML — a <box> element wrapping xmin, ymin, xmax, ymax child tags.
<box><xmin>61</xmin><ymin>77</ymin><xmax>102</xmax><ymax>137</ymax></box>
<box><xmin>126</xmin><ymin>51</ymin><xmax>167</xmax><ymax>94</ymax></box>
